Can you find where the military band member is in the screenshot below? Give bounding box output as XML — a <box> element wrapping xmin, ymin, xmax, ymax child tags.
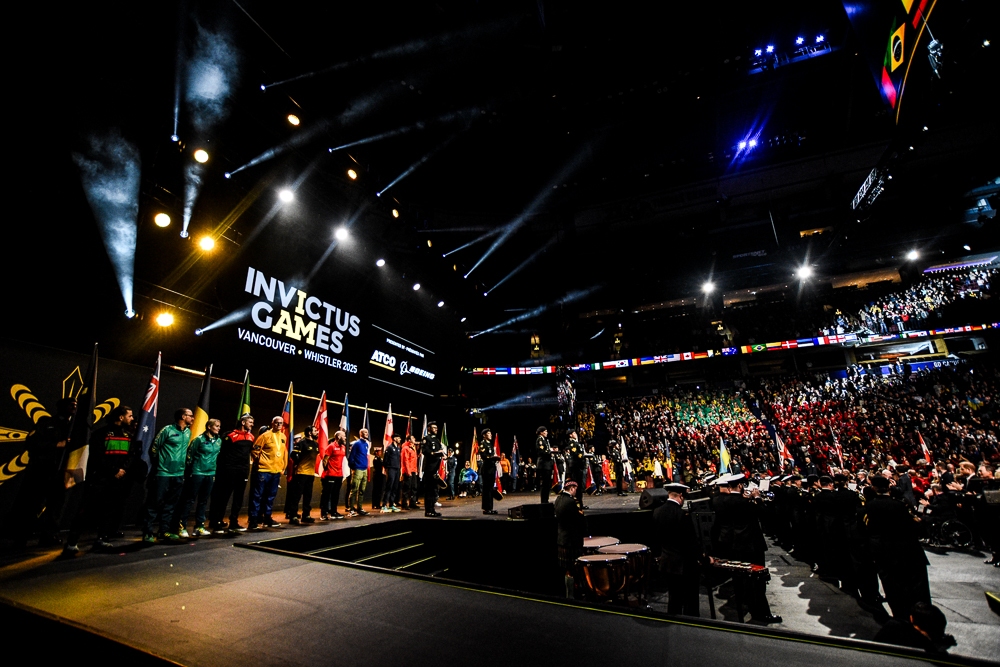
<box><xmin>421</xmin><ymin>423</ymin><xmax>444</xmax><ymax>517</ymax></box>
<box><xmin>653</xmin><ymin>483</ymin><xmax>706</xmax><ymax>616</ymax></box>
<box><xmin>479</xmin><ymin>427</ymin><xmax>499</xmax><ymax>515</ymax></box>
<box><xmin>535</xmin><ymin>426</ymin><xmax>555</xmax><ymax>504</ymax></box>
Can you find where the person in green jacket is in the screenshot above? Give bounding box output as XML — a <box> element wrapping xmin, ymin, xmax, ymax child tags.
<box><xmin>173</xmin><ymin>418</ymin><xmax>222</xmax><ymax>537</ymax></box>
<box><xmin>141</xmin><ymin>408</ymin><xmax>193</xmax><ymax>542</ymax></box>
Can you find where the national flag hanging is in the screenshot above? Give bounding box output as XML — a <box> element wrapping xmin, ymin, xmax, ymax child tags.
<box><xmin>236</xmin><ymin>370</ymin><xmax>251</xmax><ymax>421</ymax></box>
<box><xmin>282</xmin><ymin>382</ymin><xmax>294</xmax><ymax>479</ymax></box>
<box><xmin>493</xmin><ymin>433</ymin><xmax>503</xmax><ymax>494</ymax></box>
<box><xmin>510</xmin><ymin>436</ymin><xmax>520</xmax><ymax>487</ymax></box>
<box><xmin>470</xmin><ymin>427</ymin><xmax>479</xmax><ymax>473</ymax></box>
<box><xmin>405</xmin><ymin>412</ymin><xmax>412</xmax><ymax>440</ymax></box>
<box><xmin>585</xmin><ymin>464</ymin><xmax>595</xmax><ymax>491</ymax></box>
<box><xmin>339</xmin><ymin>393</ymin><xmax>349</xmax><ymax>433</ymax></box>
<box><xmin>718</xmin><ymin>438</ymin><xmax>731</xmax><ymax>475</ymax></box>
<box><xmin>383</xmin><ymin>404</ymin><xmax>394</xmax><ymax>448</ymax></box>
<box><xmin>777</xmin><ymin>431</ymin><xmax>794</xmax><ymax>468</ymax></box>
<box><xmin>439</xmin><ymin>423</ymin><xmax>449</xmax><ymax>482</ymax></box>
<box><xmin>653</xmin><ymin>459</ymin><xmax>664</xmax><ymax>478</ymax></box>
<box><xmin>831</xmin><ymin>425</ymin><xmax>844</xmax><ymax>468</ymax></box>
<box><xmin>313</xmin><ymin>391</ymin><xmax>329</xmax><ymax>476</ymax></box>
<box><xmin>421</xmin><ymin>414</ymin><xmax>428</xmax><ymax>438</ymax></box>
<box><xmin>362</xmin><ymin>403</ymin><xmax>369</xmax><ymax>437</ymax></box>
<box><xmin>918</xmin><ymin>431</ymin><xmax>933</xmax><ymax>466</ymax></box>
<box><xmin>136</xmin><ymin>352</ymin><xmax>161</xmax><ymax>471</ymax></box>
<box><xmin>189</xmin><ymin>364</ymin><xmax>212</xmax><ymax>442</ymax></box>
<box><xmin>64</xmin><ymin>343</ymin><xmax>98</xmax><ymax>487</ymax></box>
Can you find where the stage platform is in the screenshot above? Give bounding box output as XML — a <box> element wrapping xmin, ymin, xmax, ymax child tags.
<box><xmin>1</xmin><ymin>491</ymin><xmax>996</xmax><ymax>667</ymax></box>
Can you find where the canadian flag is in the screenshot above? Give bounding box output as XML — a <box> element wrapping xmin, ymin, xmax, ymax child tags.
<box><xmin>918</xmin><ymin>432</ymin><xmax>933</xmax><ymax>466</ymax></box>
<box><xmin>383</xmin><ymin>404</ymin><xmax>394</xmax><ymax>447</ymax></box>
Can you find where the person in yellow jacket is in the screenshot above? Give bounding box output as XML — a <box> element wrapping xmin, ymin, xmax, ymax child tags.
<box><xmin>248</xmin><ymin>416</ymin><xmax>287</xmax><ymax>530</ymax></box>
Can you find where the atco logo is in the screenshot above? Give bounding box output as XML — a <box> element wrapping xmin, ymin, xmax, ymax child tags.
<box><xmin>400</xmin><ymin>361</ymin><xmax>435</xmax><ymax>381</ymax></box>
<box><xmin>370</xmin><ymin>350</ymin><xmax>396</xmax><ymax>370</ymax></box>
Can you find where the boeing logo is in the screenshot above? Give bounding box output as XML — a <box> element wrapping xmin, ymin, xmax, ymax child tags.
<box><xmin>400</xmin><ymin>361</ymin><xmax>435</xmax><ymax>380</ymax></box>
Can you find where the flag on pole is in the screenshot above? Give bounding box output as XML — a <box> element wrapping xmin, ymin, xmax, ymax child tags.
<box><xmin>469</xmin><ymin>427</ymin><xmax>479</xmax><ymax>473</ymax></box>
<box><xmin>406</xmin><ymin>412</ymin><xmax>412</xmax><ymax>439</ymax></box>
<box><xmin>136</xmin><ymin>352</ymin><xmax>161</xmax><ymax>472</ymax></box>
<box><xmin>313</xmin><ymin>391</ymin><xmax>329</xmax><ymax>476</ymax></box>
<box><xmin>439</xmin><ymin>423</ymin><xmax>450</xmax><ymax>481</ymax></box>
<box><xmin>64</xmin><ymin>343</ymin><xmax>98</xmax><ymax>487</ymax></box>
<box><xmin>718</xmin><ymin>438</ymin><xmax>731</xmax><ymax>475</ymax></box>
<box><xmin>189</xmin><ymin>364</ymin><xmax>212</xmax><ymax>442</ymax></box>
<box><xmin>830</xmin><ymin>425</ymin><xmax>844</xmax><ymax>468</ymax></box>
<box><xmin>918</xmin><ymin>431</ymin><xmax>933</xmax><ymax>466</ymax></box>
<box><xmin>383</xmin><ymin>404</ymin><xmax>394</xmax><ymax>448</ymax></box>
<box><xmin>362</xmin><ymin>403</ymin><xmax>369</xmax><ymax>436</ymax></box>
<box><xmin>777</xmin><ymin>432</ymin><xmax>795</xmax><ymax>469</ymax></box>
<box><xmin>510</xmin><ymin>436</ymin><xmax>520</xmax><ymax>488</ymax></box>
<box><xmin>585</xmin><ymin>464</ymin><xmax>595</xmax><ymax>491</ymax></box>
<box><xmin>339</xmin><ymin>394</ymin><xmax>350</xmax><ymax>479</ymax></box>
<box><xmin>282</xmin><ymin>382</ymin><xmax>294</xmax><ymax>479</ymax></box>
<box><xmin>236</xmin><ymin>370</ymin><xmax>251</xmax><ymax>420</ymax></box>
<box><xmin>421</xmin><ymin>414</ymin><xmax>428</xmax><ymax>438</ymax></box>
<box><xmin>493</xmin><ymin>433</ymin><xmax>503</xmax><ymax>494</ymax></box>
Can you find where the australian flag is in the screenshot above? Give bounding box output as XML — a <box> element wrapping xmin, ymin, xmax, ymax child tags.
<box><xmin>136</xmin><ymin>352</ymin><xmax>162</xmax><ymax>473</ymax></box>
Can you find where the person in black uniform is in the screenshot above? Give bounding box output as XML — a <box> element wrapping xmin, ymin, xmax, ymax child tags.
<box><xmin>64</xmin><ymin>405</ymin><xmax>136</xmax><ymax>553</ymax></box>
<box><xmin>381</xmin><ymin>434</ymin><xmax>402</xmax><ymax>512</ymax></box>
<box><xmin>711</xmin><ymin>474</ymin><xmax>782</xmax><ymax>624</ymax></box>
<box><xmin>864</xmin><ymin>475</ymin><xmax>930</xmax><ymax>619</ymax></box>
<box><xmin>420</xmin><ymin>423</ymin><xmax>444</xmax><ymax>517</ymax></box>
<box><xmin>479</xmin><ymin>427</ymin><xmax>499</xmax><ymax>515</ymax></box>
<box><xmin>566</xmin><ymin>431</ymin><xmax>588</xmax><ymax>507</ymax></box>
<box><xmin>534</xmin><ymin>426</ymin><xmax>555</xmax><ymax>504</ymax></box>
<box><xmin>654</xmin><ymin>482</ymin><xmax>707</xmax><ymax>616</ymax></box>
<box><xmin>608</xmin><ymin>438</ymin><xmax>625</xmax><ymax>496</ymax></box>
<box><xmin>554</xmin><ymin>479</ymin><xmax>585</xmax><ymax>598</ymax></box>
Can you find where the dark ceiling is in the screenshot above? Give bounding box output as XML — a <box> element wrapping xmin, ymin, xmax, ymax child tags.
<box><xmin>11</xmin><ymin>0</ymin><xmax>998</xmax><ymax>373</ymax></box>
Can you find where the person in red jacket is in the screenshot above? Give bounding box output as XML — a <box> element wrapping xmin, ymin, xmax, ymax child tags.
<box><xmin>320</xmin><ymin>430</ymin><xmax>347</xmax><ymax>519</ymax></box>
<box><xmin>401</xmin><ymin>435</ymin><xmax>419</xmax><ymax>510</ymax></box>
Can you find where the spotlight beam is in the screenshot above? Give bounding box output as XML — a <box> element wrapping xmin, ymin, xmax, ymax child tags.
<box><xmin>442</xmin><ymin>228</ymin><xmax>503</xmax><ymax>257</ymax></box>
<box><xmin>479</xmin><ymin>386</ymin><xmax>556</xmax><ymax>412</ymax></box>
<box><xmin>465</xmin><ymin>144</ymin><xmax>591</xmax><ymax>278</ymax></box>
<box><xmin>227</xmin><ymin>120</ymin><xmax>331</xmax><ymax>177</ymax></box>
<box><xmin>485</xmin><ymin>236</ymin><xmax>557</xmax><ymax>294</ymax></box>
<box><xmin>376</xmin><ymin>133</ymin><xmax>460</xmax><ymax>197</ymax></box>
<box><xmin>261</xmin><ymin>19</ymin><xmax>516</xmax><ymax>89</ymax></box>
<box><xmin>470</xmin><ymin>286</ymin><xmax>600</xmax><ymax>338</ymax></box>
<box><xmin>196</xmin><ymin>304</ymin><xmax>254</xmax><ymax>333</ymax></box>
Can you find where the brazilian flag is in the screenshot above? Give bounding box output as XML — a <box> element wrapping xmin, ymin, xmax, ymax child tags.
<box><xmin>237</xmin><ymin>369</ymin><xmax>251</xmax><ymax>421</ymax></box>
<box><xmin>190</xmin><ymin>364</ymin><xmax>212</xmax><ymax>442</ymax></box>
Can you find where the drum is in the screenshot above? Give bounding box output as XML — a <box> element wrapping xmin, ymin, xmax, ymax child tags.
<box><xmin>575</xmin><ymin>554</ymin><xmax>628</xmax><ymax>599</ymax></box>
<box><xmin>597</xmin><ymin>543</ymin><xmax>651</xmax><ymax>587</ymax></box>
<box><xmin>582</xmin><ymin>536</ymin><xmax>619</xmax><ymax>553</ymax></box>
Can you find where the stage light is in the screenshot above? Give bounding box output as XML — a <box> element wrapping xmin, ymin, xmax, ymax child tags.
<box><xmin>748</xmin><ymin>139</ymin><xmax>757</xmax><ymax>148</ymax></box>
<box><xmin>702</xmin><ymin>281</ymin><xmax>715</xmax><ymax>294</ymax></box>
<box><xmin>766</xmin><ymin>45</ymin><xmax>774</xmax><ymax>53</ymax></box>
<box><xmin>347</xmin><ymin>169</ymin><xmax>358</xmax><ymax>180</ymax></box>
<box><xmin>154</xmin><ymin>213</ymin><xmax>171</xmax><ymax>228</ymax></box>
<box><xmin>437</xmin><ymin>301</ymin><xmax>444</xmax><ymax>307</ymax></box>
<box><xmin>171</xmin><ymin>134</ymin><xmax>180</xmax><ymax>143</ymax></box>
<box><xmin>198</xmin><ymin>236</ymin><xmax>215</xmax><ymax>251</ymax></box>
<box><xmin>796</xmin><ymin>265</ymin><xmax>813</xmax><ymax>279</ymax></box>
<box><xmin>193</xmin><ymin>149</ymin><xmax>209</xmax><ymax>164</ymax></box>
<box><xmin>287</xmin><ymin>114</ymin><xmax>300</xmax><ymax>126</ymax></box>
<box><xmin>906</xmin><ymin>250</ymin><xmax>919</xmax><ymax>260</ymax></box>
<box><xmin>738</xmin><ymin>141</ymin><xmax>747</xmax><ymax>149</ymax></box>
<box><xmin>816</xmin><ymin>35</ymin><xmax>825</xmax><ymax>43</ymax></box>
<box><xmin>983</xmin><ymin>40</ymin><xmax>990</xmax><ymax>47</ymax></box>
<box><xmin>461</xmin><ymin>317</ymin><xmax>467</xmax><ymax>323</ymax></box>
<box><xmin>963</xmin><ymin>244</ymin><xmax>971</xmax><ymax>251</ymax></box>
<box><xmin>179</xmin><ymin>230</ymin><xmax>189</xmax><ymax>239</ymax></box>
<box><xmin>922</xmin><ymin>126</ymin><xmax>929</xmax><ymax>131</ymax></box>
<box><xmin>334</xmin><ymin>227</ymin><xmax>348</xmax><ymax>241</ymax></box>
<box><xmin>413</xmin><ymin>283</ymin><xmax>420</xmax><ymax>291</ymax></box>
<box><xmin>483</xmin><ymin>292</ymin><xmax>488</xmax><ymax>297</ymax></box>
<box><xmin>754</xmin><ymin>49</ymin><xmax>762</xmax><ymax>57</ymax></box>
<box><xmin>260</xmin><ymin>84</ymin><xmax>266</xmax><ymax>91</ymax></box>
<box><xmin>156</xmin><ymin>312</ymin><xmax>175</xmax><ymax>327</ymax></box>
<box><xmin>392</xmin><ymin>209</ymin><xmax>399</xmax><ymax>218</ymax></box>
<box><xmin>224</xmin><ymin>172</ymin><xmax>232</xmax><ymax>179</ymax></box>
<box><xmin>279</xmin><ymin>189</ymin><xmax>294</xmax><ymax>203</ymax></box>
<box><xmin>376</xmin><ymin>258</ymin><xmax>385</xmax><ymax>267</ymax></box>
<box><xmin>796</xmin><ymin>37</ymin><xmax>804</xmax><ymax>45</ymax></box>
<box><xmin>125</xmin><ymin>308</ymin><xmax>137</xmax><ymax>319</ymax></box>
<box><xmin>427</xmin><ymin>239</ymin><xmax>433</xmax><ymax>248</ymax></box>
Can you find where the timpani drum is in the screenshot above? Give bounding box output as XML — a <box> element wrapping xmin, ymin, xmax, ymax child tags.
<box><xmin>596</xmin><ymin>543</ymin><xmax>651</xmax><ymax>588</ymax></box>
<box><xmin>582</xmin><ymin>536</ymin><xmax>620</xmax><ymax>554</ymax></box>
<box><xmin>575</xmin><ymin>553</ymin><xmax>628</xmax><ymax>599</ymax></box>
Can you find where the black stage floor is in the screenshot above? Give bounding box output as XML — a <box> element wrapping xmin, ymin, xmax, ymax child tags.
<box><xmin>2</xmin><ymin>514</ymin><xmax>991</xmax><ymax>667</ymax></box>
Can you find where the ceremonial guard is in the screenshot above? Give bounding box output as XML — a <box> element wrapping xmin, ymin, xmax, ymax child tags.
<box><xmin>653</xmin><ymin>483</ymin><xmax>705</xmax><ymax>616</ymax></box>
<box><xmin>566</xmin><ymin>431</ymin><xmax>588</xmax><ymax>506</ymax></box>
<box><xmin>420</xmin><ymin>423</ymin><xmax>444</xmax><ymax>517</ymax></box>
<box><xmin>534</xmin><ymin>426</ymin><xmax>555</xmax><ymax>504</ymax></box>
<box><xmin>479</xmin><ymin>427</ymin><xmax>499</xmax><ymax>515</ymax></box>
<box><xmin>608</xmin><ymin>437</ymin><xmax>625</xmax><ymax>496</ymax></box>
